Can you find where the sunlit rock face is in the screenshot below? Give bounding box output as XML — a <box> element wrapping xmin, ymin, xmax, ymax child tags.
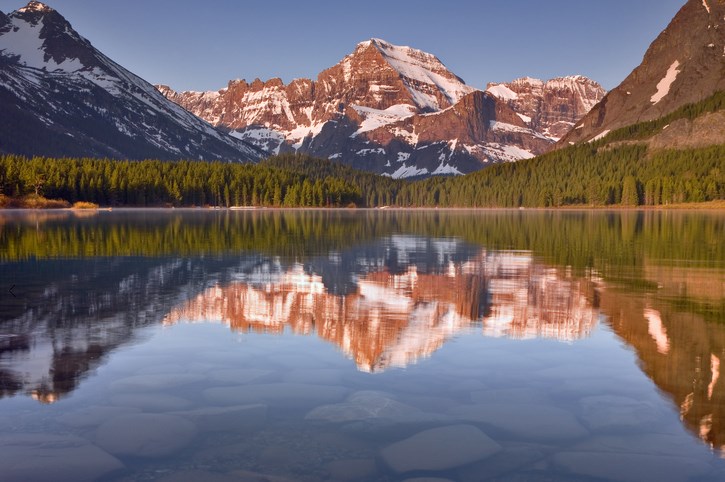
<box><xmin>158</xmin><ymin>38</ymin><xmax>583</xmax><ymax>177</ymax></box>
<box><xmin>165</xmin><ymin>247</ymin><xmax>600</xmax><ymax>372</ymax></box>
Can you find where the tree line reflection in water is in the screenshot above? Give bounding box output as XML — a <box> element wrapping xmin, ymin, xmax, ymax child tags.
<box><xmin>0</xmin><ymin>209</ymin><xmax>723</xmax><ymax>451</ymax></box>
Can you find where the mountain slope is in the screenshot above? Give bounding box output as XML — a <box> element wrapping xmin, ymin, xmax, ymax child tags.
<box><xmin>561</xmin><ymin>0</ymin><xmax>725</xmax><ymax>145</ymax></box>
<box><xmin>160</xmin><ymin>39</ymin><xmax>592</xmax><ymax>178</ymax></box>
<box><xmin>0</xmin><ymin>1</ymin><xmax>263</xmax><ymax>162</ymax></box>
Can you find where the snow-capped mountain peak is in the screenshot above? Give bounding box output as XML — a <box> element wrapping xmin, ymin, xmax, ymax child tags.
<box><xmin>17</xmin><ymin>1</ymin><xmax>53</xmax><ymax>13</ymax></box>
<box><xmin>0</xmin><ymin>1</ymin><xmax>263</xmax><ymax>162</ymax></box>
<box><xmin>159</xmin><ymin>38</ymin><xmax>603</xmax><ymax>177</ymax></box>
<box><xmin>356</xmin><ymin>37</ymin><xmax>475</xmax><ymax>111</ymax></box>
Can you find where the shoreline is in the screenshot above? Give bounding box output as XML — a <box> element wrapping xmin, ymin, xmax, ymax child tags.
<box><xmin>0</xmin><ymin>201</ymin><xmax>724</xmax><ymax>213</ymax></box>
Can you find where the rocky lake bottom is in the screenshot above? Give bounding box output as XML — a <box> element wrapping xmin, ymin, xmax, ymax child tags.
<box><xmin>1</xmin><ymin>209</ymin><xmax>724</xmax><ymax>481</ymax></box>
<box><xmin>2</xmin><ymin>322</ymin><xmax>724</xmax><ymax>482</ymax></box>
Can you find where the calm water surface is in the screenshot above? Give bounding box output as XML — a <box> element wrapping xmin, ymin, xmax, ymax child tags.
<box><xmin>0</xmin><ymin>209</ymin><xmax>724</xmax><ymax>481</ymax></box>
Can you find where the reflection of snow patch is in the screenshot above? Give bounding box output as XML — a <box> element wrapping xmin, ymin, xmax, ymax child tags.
<box><xmin>709</xmin><ymin>354</ymin><xmax>720</xmax><ymax>400</ymax></box>
<box><xmin>650</xmin><ymin>61</ymin><xmax>680</xmax><ymax>104</ymax></box>
<box><xmin>644</xmin><ymin>308</ymin><xmax>669</xmax><ymax>354</ymax></box>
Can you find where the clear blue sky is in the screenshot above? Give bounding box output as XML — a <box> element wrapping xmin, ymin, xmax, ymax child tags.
<box><xmin>1</xmin><ymin>0</ymin><xmax>686</xmax><ymax>92</ymax></box>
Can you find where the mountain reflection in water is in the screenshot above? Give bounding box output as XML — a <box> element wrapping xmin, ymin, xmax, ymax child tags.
<box><xmin>164</xmin><ymin>245</ymin><xmax>600</xmax><ymax>372</ymax></box>
<box><xmin>0</xmin><ymin>209</ymin><xmax>724</xmax><ymax>477</ymax></box>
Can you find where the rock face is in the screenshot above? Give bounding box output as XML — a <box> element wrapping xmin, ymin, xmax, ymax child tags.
<box><xmin>486</xmin><ymin>76</ymin><xmax>606</xmax><ymax>140</ymax></box>
<box><xmin>0</xmin><ymin>1</ymin><xmax>263</xmax><ymax>162</ymax></box>
<box><xmin>159</xmin><ymin>38</ymin><xmax>596</xmax><ymax>177</ymax></box>
<box><xmin>561</xmin><ymin>0</ymin><xmax>725</xmax><ymax>145</ymax></box>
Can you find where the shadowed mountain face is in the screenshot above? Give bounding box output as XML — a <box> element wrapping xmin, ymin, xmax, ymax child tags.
<box><xmin>561</xmin><ymin>0</ymin><xmax>725</xmax><ymax>146</ymax></box>
<box><xmin>158</xmin><ymin>39</ymin><xmax>602</xmax><ymax>178</ymax></box>
<box><xmin>0</xmin><ymin>2</ymin><xmax>263</xmax><ymax>162</ymax></box>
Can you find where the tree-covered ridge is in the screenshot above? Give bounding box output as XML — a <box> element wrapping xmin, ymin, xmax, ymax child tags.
<box><xmin>406</xmin><ymin>144</ymin><xmax>724</xmax><ymax>207</ymax></box>
<box><xmin>2</xmin><ymin>143</ymin><xmax>723</xmax><ymax>209</ymax></box>
<box><xmin>593</xmin><ymin>90</ymin><xmax>725</xmax><ymax>145</ymax></box>
<box><xmin>0</xmin><ymin>156</ymin><xmax>363</xmax><ymax>208</ymax></box>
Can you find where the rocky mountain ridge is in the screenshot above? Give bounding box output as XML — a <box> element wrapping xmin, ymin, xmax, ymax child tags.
<box><xmin>159</xmin><ymin>39</ymin><xmax>603</xmax><ymax>177</ymax></box>
<box><xmin>486</xmin><ymin>76</ymin><xmax>606</xmax><ymax>140</ymax></box>
<box><xmin>561</xmin><ymin>0</ymin><xmax>725</xmax><ymax>145</ymax></box>
<box><xmin>0</xmin><ymin>1</ymin><xmax>263</xmax><ymax>162</ymax></box>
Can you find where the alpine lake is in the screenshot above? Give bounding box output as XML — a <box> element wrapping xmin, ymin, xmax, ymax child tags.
<box><xmin>0</xmin><ymin>208</ymin><xmax>724</xmax><ymax>482</ymax></box>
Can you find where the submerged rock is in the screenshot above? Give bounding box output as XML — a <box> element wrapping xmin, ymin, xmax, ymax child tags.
<box><xmin>109</xmin><ymin>373</ymin><xmax>205</xmax><ymax>391</ymax></box>
<box><xmin>305</xmin><ymin>391</ymin><xmax>421</xmax><ymax>422</ymax></box>
<box><xmin>282</xmin><ymin>368</ymin><xmax>343</xmax><ymax>385</ymax></box>
<box><xmin>95</xmin><ymin>413</ymin><xmax>197</xmax><ymax>458</ymax></box>
<box><xmin>448</xmin><ymin>403</ymin><xmax>588</xmax><ymax>441</ymax></box>
<box><xmin>381</xmin><ymin>424</ymin><xmax>501</xmax><ymax>473</ymax></box>
<box><xmin>469</xmin><ymin>387</ymin><xmax>550</xmax><ymax>405</ymax></box>
<box><xmin>0</xmin><ymin>433</ymin><xmax>123</xmax><ymax>481</ymax></box>
<box><xmin>204</xmin><ymin>383</ymin><xmax>348</xmax><ymax>406</ymax></box>
<box><xmin>553</xmin><ymin>451</ymin><xmax>711</xmax><ymax>482</ymax></box>
<box><xmin>109</xmin><ymin>393</ymin><xmax>194</xmax><ymax>411</ymax></box>
<box><xmin>56</xmin><ymin>405</ymin><xmax>141</xmax><ymax>428</ymax></box>
<box><xmin>324</xmin><ymin>458</ymin><xmax>378</xmax><ymax>480</ymax></box>
<box><xmin>578</xmin><ymin>395</ymin><xmax>660</xmax><ymax>431</ymax></box>
<box><xmin>208</xmin><ymin>368</ymin><xmax>274</xmax><ymax>385</ymax></box>
<box><xmin>170</xmin><ymin>404</ymin><xmax>267</xmax><ymax>432</ymax></box>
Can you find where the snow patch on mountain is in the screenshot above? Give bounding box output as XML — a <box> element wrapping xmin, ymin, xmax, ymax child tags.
<box><xmin>650</xmin><ymin>60</ymin><xmax>681</xmax><ymax>104</ymax></box>
<box><xmin>589</xmin><ymin>130</ymin><xmax>611</xmax><ymax>142</ymax></box>
<box><xmin>384</xmin><ymin>163</ymin><xmax>430</xmax><ymax>179</ymax></box>
<box><xmin>0</xmin><ymin>2</ymin><xmax>262</xmax><ymax>162</ymax></box>
<box><xmin>487</xmin><ymin>84</ymin><xmax>519</xmax><ymax>100</ymax></box>
<box><xmin>351</xmin><ymin>104</ymin><xmax>416</xmax><ymax>136</ymax></box>
<box><xmin>489</xmin><ymin>121</ymin><xmax>550</xmax><ymax>141</ymax></box>
<box><xmin>231</xmin><ymin>127</ymin><xmax>285</xmax><ymax>154</ymax></box>
<box><xmin>432</xmin><ymin>162</ymin><xmax>463</xmax><ymax>176</ymax></box>
<box><xmin>480</xmin><ymin>144</ymin><xmax>535</xmax><ymax>163</ymax></box>
<box><xmin>367</xmin><ymin>38</ymin><xmax>475</xmax><ymax>111</ymax></box>
<box><xmin>0</xmin><ymin>14</ymin><xmax>82</xmax><ymax>71</ymax></box>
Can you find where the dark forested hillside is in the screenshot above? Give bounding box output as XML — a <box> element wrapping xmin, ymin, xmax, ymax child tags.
<box><xmin>1</xmin><ymin>142</ymin><xmax>722</xmax><ymax>209</ymax></box>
